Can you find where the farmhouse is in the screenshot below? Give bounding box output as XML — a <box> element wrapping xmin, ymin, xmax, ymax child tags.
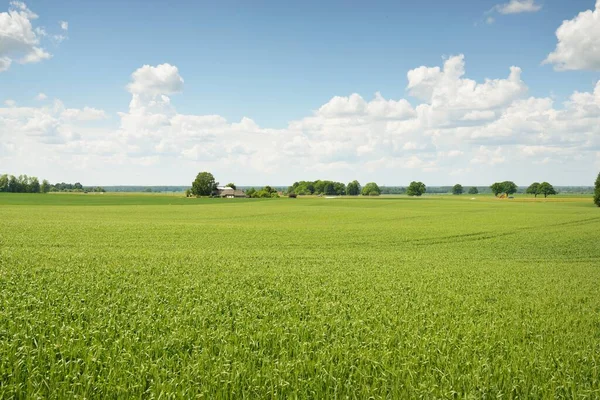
<box><xmin>216</xmin><ymin>187</ymin><xmax>246</xmax><ymax>198</ymax></box>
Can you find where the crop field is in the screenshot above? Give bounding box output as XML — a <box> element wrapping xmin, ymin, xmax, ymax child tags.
<box><xmin>0</xmin><ymin>193</ymin><xmax>599</xmax><ymax>398</ymax></box>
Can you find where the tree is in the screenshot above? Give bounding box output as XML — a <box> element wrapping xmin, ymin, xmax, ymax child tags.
<box><xmin>594</xmin><ymin>172</ymin><xmax>600</xmax><ymax>207</ymax></box>
<box><xmin>323</xmin><ymin>182</ymin><xmax>335</xmax><ymax>195</ymax></box>
<box><xmin>407</xmin><ymin>181</ymin><xmax>426</xmax><ymax>196</ymax></box>
<box><xmin>526</xmin><ymin>182</ymin><xmax>540</xmax><ymax>197</ymax></box>
<box><xmin>491</xmin><ymin>181</ymin><xmax>517</xmax><ymax>197</ymax></box>
<box><xmin>191</xmin><ymin>172</ymin><xmax>217</xmax><ymax>196</ymax></box>
<box><xmin>8</xmin><ymin>175</ymin><xmax>18</xmax><ymax>192</ymax></box>
<box><xmin>74</xmin><ymin>182</ymin><xmax>83</xmax><ymax>190</ymax></box>
<box><xmin>29</xmin><ymin>177</ymin><xmax>40</xmax><ymax>193</ymax></box>
<box><xmin>502</xmin><ymin>181</ymin><xmax>518</xmax><ymax>196</ymax></box>
<box><xmin>538</xmin><ymin>182</ymin><xmax>556</xmax><ymax>198</ymax></box>
<box><xmin>226</xmin><ymin>183</ymin><xmax>236</xmax><ymax>190</ymax></box>
<box><xmin>468</xmin><ymin>187</ymin><xmax>479</xmax><ymax>195</ymax></box>
<box><xmin>333</xmin><ymin>182</ymin><xmax>346</xmax><ymax>195</ymax></box>
<box><xmin>41</xmin><ymin>179</ymin><xmax>50</xmax><ymax>193</ymax></box>
<box><xmin>18</xmin><ymin>175</ymin><xmax>28</xmax><ymax>192</ymax></box>
<box><xmin>347</xmin><ymin>180</ymin><xmax>361</xmax><ymax>196</ymax></box>
<box><xmin>490</xmin><ymin>182</ymin><xmax>503</xmax><ymax>196</ymax></box>
<box><xmin>248</xmin><ymin>186</ymin><xmax>278</xmax><ymax>198</ymax></box>
<box><xmin>0</xmin><ymin>174</ymin><xmax>8</xmax><ymax>192</ymax></box>
<box><xmin>452</xmin><ymin>184</ymin><xmax>463</xmax><ymax>195</ymax></box>
<box><xmin>361</xmin><ymin>182</ymin><xmax>381</xmax><ymax>196</ymax></box>
<box><xmin>313</xmin><ymin>180</ymin><xmax>326</xmax><ymax>194</ymax></box>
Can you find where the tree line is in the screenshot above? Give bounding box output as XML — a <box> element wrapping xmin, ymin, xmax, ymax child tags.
<box><xmin>287</xmin><ymin>180</ymin><xmax>382</xmax><ymax>196</ymax></box>
<box><xmin>189</xmin><ymin>170</ymin><xmax>600</xmax><ymax>205</ymax></box>
<box><xmin>0</xmin><ymin>174</ymin><xmax>104</xmax><ymax>193</ymax></box>
<box><xmin>0</xmin><ymin>174</ymin><xmax>45</xmax><ymax>193</ymax></box>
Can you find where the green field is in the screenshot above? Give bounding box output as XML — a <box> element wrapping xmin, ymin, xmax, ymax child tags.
<box><xmin>0</xmin><ymin>193</ymin><xmax>599</xmax><ymax>398</ymax></box>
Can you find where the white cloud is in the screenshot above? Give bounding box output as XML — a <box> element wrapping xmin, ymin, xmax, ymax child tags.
<box><xmin>461</xmin><ymin>110</ymin><xmax>496</xmax><ymax>121</ymax></box>
<box><xmin>495</xmin><ymin>0</ymin><xmax>542</xmax><ymax>14</ymax></box>
<box><xmin>61</xmin><ymin>107</ymin><xmax>107</xmax><ymax>121</ymax></box>
<box><xmin>35</xmin><ymin>93</ymin><xmax>47</xmax><ymax>101</ymax></box>
<box><xmin>471</xmin><ymin>146</ymin><xmax>506</xmax><ymax>165</ymax></box>
<box><xmin>4</xmin><ymin>99</ymin><xmax>16</xmax><ymax>107</ymax></box>
<box><xmin>317</xmin><ymin>92</ymin><xmax>415</xmax><ymax>120</ymax></box>
<box><xmin>0</xmin><ymin>57</ymin><xmax>11</xmax><ymax>71</ymax></box>
<box><xmin>59</xmin><ymin>21</ymin><xmax>68</xmax><ymax>31</ymax></box>
<box><xmin>406</xmin><ymin>55</ymin><xmax>526</xmax><ymax>110</ymax></box>
<box><xmin>544</xmin><ymin>0</ymin><xmax>600</xmax><ymax>71</ymax></box>
<box><xmin>1</xmin><ymin>58</ymin><xmax>599</xmax><ymax>185</ymax></box>
<box><xmin>0</xmin><ymin>2</ymin><xmax>54</xmax><ymax>72</ymax></box>
<box><xmin>126</xmin><ymin>64</ymin><xmax>184</xmax><ymax>96</ymax></box>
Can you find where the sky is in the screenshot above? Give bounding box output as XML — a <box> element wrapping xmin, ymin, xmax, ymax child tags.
<box><xmin>1</xmin><ymin>0</ymin><xmax>600</xmax><ymax>186</ymax></box>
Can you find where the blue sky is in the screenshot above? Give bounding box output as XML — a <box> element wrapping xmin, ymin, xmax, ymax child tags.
<box><xmin>1</xmin><ymin>0</ymin><xmax>600</xmax><ymax>185</ymax></box>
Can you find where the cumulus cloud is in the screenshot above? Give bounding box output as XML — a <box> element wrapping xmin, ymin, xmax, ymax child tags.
<box><xmin>35</xmin><ymin>93</ymin><xmax>47</xmax><ymax>101</ymax></box>
<box><xmin>2</xmin><ymin>58</ymin><xmax>599</xmax><ymax>185</ymax></box>
<box><xmin>317</xmin><ymin>92</ymin><xmax>415</xmax><ymax>120</ymax></box>
<box><xmin>61</xmin><ymin>107</ymin><xmax>107</xmax><ymax>121</ymax></box>
<box><xmin>471</xmin><ymin>146</ymin><xmax>506</xmax><ymax>165</ymax></box>
<box><xmin>495</xmin><ymin>0</ymin><xmax>542</xmax><ymax>14</ymax></box>
<box><xmin>0</xmin><ymin>100</ymin><xmax>109</xmax><ymax>146</ymax></box>
<box><xmin>544</xmin><ymin>0</ymin><xmax>600</xmax><ymax>71</ymax></box>
<box><xmin>407</xmin><ymin>55</ymin><xmax>526</xmax><ymax>109</ymax></box>
<box><xmin>126</xmin><ymin>64</ymin><xmax>184</xmax><ymax>96</ymax></box>
<box><xmin>0</xmin><ymin>2</ymin><xmax>54</xmax><ymax>72</ymax></box>
<box><xmin>59</xmin><ymin>21</ymin><xmax>68</xmax><ymax>31</ymax></box>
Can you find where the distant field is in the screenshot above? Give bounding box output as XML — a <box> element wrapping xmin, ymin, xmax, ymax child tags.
<box><xmin>0</xmin><ymin>193</ymin><xmax>599</xmax><ymax>397</ymax></box>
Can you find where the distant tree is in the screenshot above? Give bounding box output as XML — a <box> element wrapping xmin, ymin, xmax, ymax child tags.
<box><xmin>144</xmin><ymin>188</ymin><xmax>152</xmax><ymax>193</ymax></box>
<box><xmin>323</xmin><ymin>182</ymin><xmax>335</xmax><ymax>195</ymax></box>
<box><xmin>191</xmin><ymin>172</ymin><xmax>217</xmax><ymax>196</ymax></box>
<box><xmin>226</xmin><ymin>183</ymin><xmax>236</xmax><ymax>190</ymax></box>
<box><xmin>41</xmin><ymin>179</ymin><xmax>50</xmax><ymax>193</ymax></box>
<box><xmin>490</xmin><ymin>182</ymin><xmax>504</xmax><ymax>196</ymax></box>
<box><xmin>74</xmin><ymin>182</ymin><xmax>83</xmax><ymax>190</ymax></box>
<box><xmin>526</xmin><ymin>182</ymin><xmax>540</xmax><ymax>197</ymax></box>
<box><xmin>347</xmin><ymin>180</ymin><xmax>361</xmax><ymax>196</ymax></box>
<box><xmin>595</xmin><ymin>172</ymin><xmax>600</xmax><ymax>207</ymax></box>
<box><xmin>407</xmin><ymin>181</ymin><xmax>426</xmax><ymax>196</ymax></box>
<box><xmin>452</xmin><ymin>184</ymin><xmax>463</xmax><ymax>195</ymax></box>
<box><xmin>8</xmin><ymin>175</ymin><xmax>18</xmax><ymax>192</ymax></box>
<box><xmin>248</xmin><ymin>186</ymin><xmax>278</xmax><ymax>198</ymax></box>
<box><xmin>468</xmin><ymin>187</ymin><xmax>479</xmax><ymax>195</ymax></box>
<box><xmin>17</xmin><ymin>175</ymin><xmax>29</xmax><ymax>192</ymax></box>
<box><xmin>29</xmin><ymin>177</ymin><xmax>40</xmax><ymax>193</ymax></box>
<box><xmin>313</xmin><ymin>180</ymin><xmax>326</xmax><ymax>194</ymax></box>
<box><xmin>538</xmin><ymin>182</ymin><xmax>556</xmax><ymax>198</ymax></box>
<box><xmin>491</xmin><ymin>181</ymin><xmax>517</xmax><ymax>197</ymax></box>
<box><xmin>0</xmin><ymin>174</ymin><xmax>8</xmax><ymax>192</ymax></box>
<box><xmin>502</xmin><ymin>181</ymin><xmax>518</xmax><ymax>196</ymax></box>
<box><xmin>361</xmin><ymin>182</ymin><xmax>381</xmax><ymax>196</ymax></box>
<box><xmin>333</xmin><ymin>182</ymin><xmax>346</xmax><ymax>195</ymax></box>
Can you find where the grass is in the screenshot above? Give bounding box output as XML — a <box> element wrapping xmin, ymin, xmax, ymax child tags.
<box><xmin>0</xmin><ymin>193</ymin><xmax>599</xmax><ymax>398</ymax></box>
